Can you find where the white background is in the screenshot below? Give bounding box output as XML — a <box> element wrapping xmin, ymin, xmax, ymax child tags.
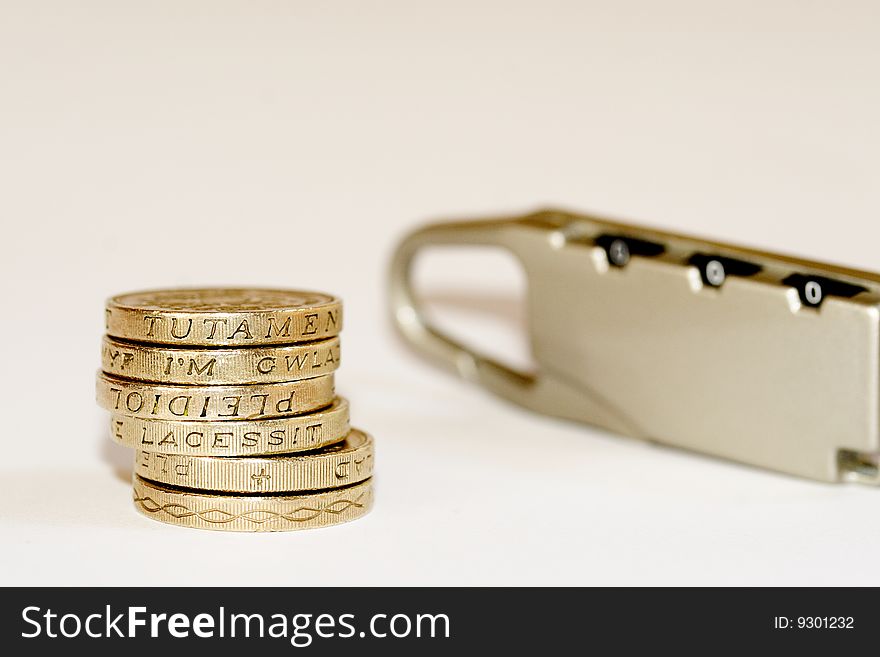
<box><xmin>2</xmin><ymin>0</ymin><xmax>880</xmax><ymax>585</ymax></box>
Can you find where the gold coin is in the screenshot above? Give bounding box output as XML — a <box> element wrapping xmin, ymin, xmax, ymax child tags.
<box><xmin>132</xmin><ymin>476</ymin><xmax>373</xmax><ymax>532</ymax></box>
<box><xmin>96</xmin><ymin>372</ymin><xmax>335</xmax><ymax>421</ymax></box>
<box><xmin>101</xmin><ymin>335</ymin><xmax>340</xmax><ymax>384</ymax></box>
<box><xmin>106</xmin><ymin>288</ymin><xmax>342</xmax><ymax>346</ymax></box>
<box><xmin>134</xmin><ymin>429</ymin><xmax>374</xmax><ymax>493</ymax></box>
<box><xmin>110</xmin><ymin>397</ymin><xmax>350</xmax><ymax>456</ymax></box>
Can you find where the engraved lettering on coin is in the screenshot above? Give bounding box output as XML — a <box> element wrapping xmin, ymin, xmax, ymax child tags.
<box><xmin>109</xmin><ymin>398</ymin><xmax>350</xmax><ymax>456</ymax></box>
<box><xmin>134</xmin><ymin>429</ymin><xmax>373</xmax><ymax>492</ymax></box>
<box><xmin>100</xmin><ymin>336</ymin><xmax>340</xmax><ymax>384</ymax></box>
<box><xmin>105</xmin><ymin>288</ymin><xmax>342</xmax><ymax>346</ymax></box>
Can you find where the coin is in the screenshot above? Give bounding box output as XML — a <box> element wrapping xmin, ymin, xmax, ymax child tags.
<box><xmin>96</xmin><ymin>372</ymin><xmax>335</xmax><ymax>421</ymax></box>
<box><xmin>135</xmin><ymin>429</ymin><xmax>373</xmax><ymax>493</ymax></box>
<box><xmin>101</xmin><ymin>335</ymin><xmax>340</xmax><ymax>384</ymax></box>
<box><xmin>106</xmin><ymin>288</ymin><xmax>342</xmax><ymax>346</ymax></box>
<box><xmin>132</xmin><ymin>476</ymin><xmax>373</xmax><ymax>532</ymax></box>
<box><xmin>110</xmin><ymin>397</ymin><xmax>350</xmax><ymax>456</ymax></box>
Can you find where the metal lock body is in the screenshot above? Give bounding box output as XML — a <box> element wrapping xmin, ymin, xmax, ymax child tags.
<box><xmin>390</xmin><ymin>209</ymin><xmax>880</xmax><ymax>484</ymax></box>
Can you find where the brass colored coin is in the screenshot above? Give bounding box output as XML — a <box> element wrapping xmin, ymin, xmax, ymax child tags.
<box><xmin>132</xmin><ymin>475</ymin><xmax>372</xmax><ymax>532</ymax></box>
<box><xmin>110</xmin><ymin>398</ymin><xmax>350</xmax><ymax>456</ymax></box>
<box><xmin>135</xmin><ymin>429</ymin><xmax>374</xmax><ymax>493</ymax></box>
<box><xmin>106</xmin><ymin>288</ymin><xmax>342</xmax><ymax>346</ymax></box>
<box><xmin>96</xmin><ymin>372</ymin><xmax>335</xmax><ymax>421</ymax></box>
<box><xmin>101</xmin><ymin>335</ymin><xmax>340</xmax><ymax>384</ymax></box>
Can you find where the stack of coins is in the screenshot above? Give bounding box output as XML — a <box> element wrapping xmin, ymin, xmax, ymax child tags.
<box><xmin>97</xmin><ymin>288</ymin><xmax>373</xmax><ymax>532</ymax></box>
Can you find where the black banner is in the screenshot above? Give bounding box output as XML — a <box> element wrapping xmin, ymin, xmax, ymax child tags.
<box><xmin>0</xmin><ymin>587</ymin><xmax>873</xmax><ymax>654</ymax></box>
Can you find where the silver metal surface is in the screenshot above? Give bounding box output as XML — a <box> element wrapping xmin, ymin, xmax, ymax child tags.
<box><xmin>390</xmin><ymin>209</ymin><xmax>880</xmax><ymax>484</ymax></box>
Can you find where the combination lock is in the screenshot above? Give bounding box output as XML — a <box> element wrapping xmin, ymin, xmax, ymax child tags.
<box><xmin>390</xmin><ymin>208</ymin><xmax>880</xmax><ymax>485</ymax></box>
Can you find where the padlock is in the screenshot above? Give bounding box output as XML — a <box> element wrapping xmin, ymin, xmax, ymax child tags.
<box><xmin>390</xmin><ymin>208</ymin><xmax>880</xmax><ymax>484</ymax></box>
